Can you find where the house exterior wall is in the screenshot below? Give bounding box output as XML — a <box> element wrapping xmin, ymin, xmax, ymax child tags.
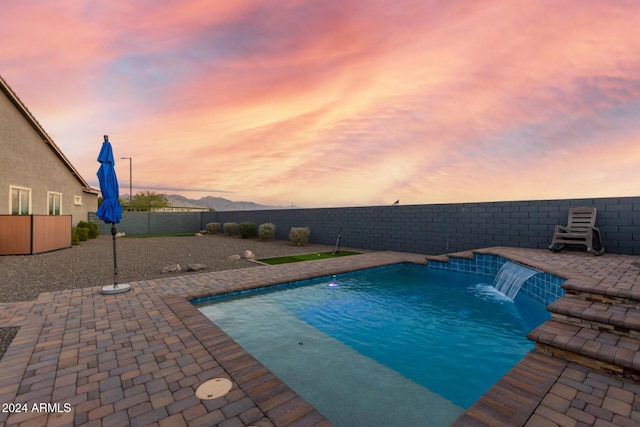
<box><xmin>0</xmin><ymin>83</ymin><xmax>98</xmax><ymax>225</ymax></box>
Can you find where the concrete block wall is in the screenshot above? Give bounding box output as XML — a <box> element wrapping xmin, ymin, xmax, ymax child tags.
<box><xmin>206</xmin><ymin>196</ymin><xmax>640</xmax><ymax>255</ymax></box>
<box><xmin>89</xmin><ymin>212</ymin><xmax>203</xmax><ymax>236</ymax></box>
<box><xmin>89</xmin><ymin>196</ymin><xmax>640</xmax><ymax>255</ymax></box>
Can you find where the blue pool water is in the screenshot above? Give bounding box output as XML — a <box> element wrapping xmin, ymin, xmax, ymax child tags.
<box><xmin>197</xmin><ymin>263</ymin><xmax>550</xmax><ymax>426</ymax></box>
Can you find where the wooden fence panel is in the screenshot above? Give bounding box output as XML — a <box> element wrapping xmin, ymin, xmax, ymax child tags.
<box><xmin>32</xmin><ymin>215</ymin><xmax>72</xmax><ymax>254</ymax></box>
<box><xmin>0</xmin><ymin>216</ymin><xmax>31</xmax><ymax>255</ymax></box>
<box><xmin>0</xmin><ymin>215</ymin><xmax>72</xmax><ymax>255</ymax></box>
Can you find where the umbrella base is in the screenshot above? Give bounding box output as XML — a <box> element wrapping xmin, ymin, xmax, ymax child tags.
<box><xmin>101</xmin><ymin>283</ymin><xmax>131</xmax><ymax>295</ymax></box>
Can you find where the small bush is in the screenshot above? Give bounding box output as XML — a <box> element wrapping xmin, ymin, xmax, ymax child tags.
<box><xmin>259</xmin><ymin>223</ymin><xmax>276</xmax><ymax>241</ymax></box>
<box><xmin>89</xmin><ymin>223</ymin><xmax>99</xmax><ymax>238</ymax></box>
<box><xmin>223</xmin><ymin>222</ymin><xmax>238</xmax><ymax>236</ymax></box>
<box><xmin>71</xmin><ymin>228</ymin><xmax>81</xmax><ymax>245</ymax></box>
<box><xmin>239</xmin><ymin>222</ymin><xmax>257</xmax><ymax>239</ymax></box>
<box><xmin>289</xmin><ymin>226</ymin><xmax>310</xmax><ymax>246</ymax></box>
<box><xmin>77</xmin><ymin>221</ymin><xmax>99</xmax><ymax>238</ymax></box>
<box><xmin>76</xmin><ymin>227</ymin><xmax>89</xmax><ymax>241</ymax></box>
<box><xmin>206</xmin><ymin>222</ymin><xmax>221</xmax><ymax>234</ymax></box>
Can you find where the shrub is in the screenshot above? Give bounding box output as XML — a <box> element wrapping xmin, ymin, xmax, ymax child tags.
<box><xmin>71</xmin><ymin>228</ymin><xmax>81</xmax><ymax>245</ymax></box>
<box><xmin>77</xmin><ymin>221</ymin><xmax>99</xmax><ymax>238</ymax></box>
<box><xmin>76</xmin><ymin>227</ymin><xmax>89</xmax><ymax>241</ymax></box>
<box><xmin>223</xmin><ymin>222</ymin><xmax>238</xmax><ymax>236</ymax></box>
<box><xmin>89</xmin><ymin>223</ymin><xmax>99</xmax><ymax>238</ymax></box>
<box><xmin>206</xmin><ymin>222</ymin><xmax>221</xmax><ymax>234</ymax></box>
<box><xmin>289</xmin><ymin>226</ymin><xmax>310</xmax><ymax>246</ymax></box>
<box><xmin>258</xmin><ymin>223</ymin><xmax>276</xmax><ymax>241</ymax></box>
<box><xmin>239</xmin><ymin>222</ymin><xmax>257</xmax><ymax>239</ymax></box>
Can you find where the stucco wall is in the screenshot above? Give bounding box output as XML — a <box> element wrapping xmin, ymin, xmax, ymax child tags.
<box><xmin>0</xmin><ymin>87</ymin><xmax>98</xmax><ymax>224</ymax></box>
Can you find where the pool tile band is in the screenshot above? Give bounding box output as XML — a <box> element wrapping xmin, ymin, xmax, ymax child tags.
<box><xmin>427</xmin><ymin>254</ymin><xmax>565</xmax><ymax>306</ymax></box>
<box><xmin>191</xmin><ymin>255</ymin><xmax>564</xmax><ymax>307</ymax></box>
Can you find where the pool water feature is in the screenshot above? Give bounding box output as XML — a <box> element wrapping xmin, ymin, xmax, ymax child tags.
<box><xmin>196</xmin><ymin>263</ymin><xmax>550</xmax><ymax>426</ymax></box>
<box><xmin>493</xmin><ymin>261</ymin><xmax>540</xmax><ymax>300</ymax></box>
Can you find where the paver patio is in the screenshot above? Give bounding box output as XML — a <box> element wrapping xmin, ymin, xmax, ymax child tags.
<box><xmin>1</xmin><ymin>248</ymin><xmax>639</xmax><ymax>426</ymax></box>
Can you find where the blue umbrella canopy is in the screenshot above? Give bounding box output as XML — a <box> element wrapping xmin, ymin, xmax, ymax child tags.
<box><xmin>96</xmin><ymin>137</ymin><xmax>123</xmax><ymax>224</ymax></box>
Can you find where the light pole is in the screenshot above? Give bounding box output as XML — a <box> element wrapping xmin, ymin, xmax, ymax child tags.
<box><xmin>121</xmin><ymin>157</ymin><xmax>132</xmax><ymax>211</ymax></box>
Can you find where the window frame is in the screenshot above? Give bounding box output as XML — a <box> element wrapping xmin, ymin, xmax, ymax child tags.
<box><xmin>9</xmin><ymin>185</ymin><xmax>32</xmax><ymax>215</ymax></box>
<box><xmin>47</xmin><ymin>191</ymin><xmax>62</xmax><ymax>215</ymax></box>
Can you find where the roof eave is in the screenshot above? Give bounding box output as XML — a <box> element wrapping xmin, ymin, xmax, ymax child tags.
<box><xmin>0</xmin><ymin>74</ymin><xmax>96</xmax><ymax>192</ymax></box>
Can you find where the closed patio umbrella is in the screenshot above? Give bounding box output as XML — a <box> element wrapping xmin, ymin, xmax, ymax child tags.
<box><xmin>96</xmin><ymin>135</ymin><xmax>130</xmax><ymax>294</ymax></box>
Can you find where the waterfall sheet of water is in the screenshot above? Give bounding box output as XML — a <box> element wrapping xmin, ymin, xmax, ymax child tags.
<box><xmin>493</xmin><ymin>261</ymin><xmax>538</xmax><ymax>300</ymax></box>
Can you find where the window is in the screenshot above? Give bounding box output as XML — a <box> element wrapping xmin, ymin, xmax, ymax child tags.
<box><xmin>74</xmin><ymin>195</ymin><xmax>82</xmax><ymax>206</ymax></box>
<box><xmin>10</xmin><ymin>186</ymin><xmax>31</xmax><ymax>215</ymax></box>
<box><xmin>48</xmin><ymin>192</ymin><xmax>62</xmax><ymax>215</ymax></box>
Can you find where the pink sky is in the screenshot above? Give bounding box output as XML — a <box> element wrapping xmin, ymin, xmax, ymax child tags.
<box><xmin>2</xmin><ymin>1</ymin><xmax>640</xmax><ymax>208</ymax></box>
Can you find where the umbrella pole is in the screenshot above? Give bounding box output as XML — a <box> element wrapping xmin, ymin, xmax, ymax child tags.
<box><xmin>101</xmin><ymin>220</ymin><xmax>130</xmax><ymax>295</ymax></box>
<box><xmin>111</xmin><ymin>223</ymin><xmax>118</xmax><ymax>288</ymax></box>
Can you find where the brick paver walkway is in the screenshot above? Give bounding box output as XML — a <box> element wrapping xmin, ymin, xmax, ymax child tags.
<box><xmin>1</xmin><ymin>248</ymin><xmax>639</xmax><ymax>426</ymax></box>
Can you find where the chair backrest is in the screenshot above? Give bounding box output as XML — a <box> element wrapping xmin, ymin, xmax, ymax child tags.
<box><xmin>566</xmin><ymin>207</ymin><xmax>597</xmax><ymax>231</ymax></box>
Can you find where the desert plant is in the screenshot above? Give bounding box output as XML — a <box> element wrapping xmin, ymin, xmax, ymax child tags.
<box><xmin>238</xmin><ymin>222</ymin><xmax>257</xmax><ymax>239</ymax></box>
<box><xmin>289</xmin><ymin>226</ymin><xmax>310</xmax><ymax>246</ymax></box>
<box><xmin>258</xmin><ymin>223</ymin><xmax>276</xmax><ymax>241</ymax></box>
<box><xmin>223</xmin><ymin>222</ymin><xmax>238</xmax><ymax>236</ymax></box>
<box><xmin>76</xmin><ymin>221</ymin><xmax>99</xmax><ymax>238</ymax></box>
<box><xmin>206</xmin><ymin>222</ymin><xmax>221</xmax><ymax>234</ymax></box>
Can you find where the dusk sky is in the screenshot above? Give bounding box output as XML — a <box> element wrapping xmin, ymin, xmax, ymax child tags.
<box><xmin>2</xmin><ymin>1</ymin><xmax>640</xmax><ymax>208</ymax></box>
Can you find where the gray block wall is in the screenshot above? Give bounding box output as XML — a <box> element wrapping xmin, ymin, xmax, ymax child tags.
<box><xmin>89</xmin><ymin>212</ymin><xmax>203</xmax><ymax>236</ymax></box>
<box><xmin>89</xmin><ymin>196</ymin><xmax>640</xmax><ymax>255</ymax></box>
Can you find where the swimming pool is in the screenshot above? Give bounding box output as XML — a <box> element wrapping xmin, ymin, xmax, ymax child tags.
<box><xmin>196</xmin><ymin>263</ymin><xmax>550</xmax><ymax>426</ymax></box>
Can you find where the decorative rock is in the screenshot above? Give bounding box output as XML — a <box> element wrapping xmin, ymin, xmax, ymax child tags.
<box><xmin>194</xmin><ymin>233</ymin><xmax>203</xmax><ymax>237</ymax></box>
<box><xmin>162</xmin><ymin>264</ymin><xmax>181</xmax><ymax>273</ymax></box>
<box><xmin>116</xmin><ymin>232</ymin><xmax>126</xmax><ymax>237</ymax></box>
<box><xmin>199</xmin><ymin>230</ymin><xmax>208</xmax><ymax>234</ymax></box>
<box><xmin>242</xmin><ymin>250</ymin><xmax>255</xmax><ymax>259</ymax></box>
<box><xmin>226</xmin><ymin>255</ymin><xmax>241</xmax><ymax>261</ymax></box>
<box><xmin>186</xmin><ymin>263</ymin><xmax>207</xmax><ymax>271</ymax></box>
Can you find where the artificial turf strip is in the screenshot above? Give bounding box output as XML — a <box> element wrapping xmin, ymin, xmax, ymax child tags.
<box><xmin>258</xmin><ymin>251</ymin><xmax>361</xmax><ymax>265</ymax></box>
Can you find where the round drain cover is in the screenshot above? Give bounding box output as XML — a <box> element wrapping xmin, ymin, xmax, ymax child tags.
<box><xmin>196</xmin><ymin>378</ymin><xmax>233</xmax><ymax>400</ymax></box>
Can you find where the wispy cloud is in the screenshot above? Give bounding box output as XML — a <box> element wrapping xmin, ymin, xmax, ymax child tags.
<box><xmin>2</xmin><ymin>1</ymin><xmax>640</xmax><ymax>207</ymax></box>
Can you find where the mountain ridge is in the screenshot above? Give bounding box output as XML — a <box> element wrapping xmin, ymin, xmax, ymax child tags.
<box><xmin>177</xmin><ymin>194</ymin><xmax>295</xmax><ymax>211</ymax></box>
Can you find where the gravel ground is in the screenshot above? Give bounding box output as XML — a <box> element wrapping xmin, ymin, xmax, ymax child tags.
<box><xmin>0</xmin><ymin>234</ymin><xmax>355</xmax><ymax>359</ymax></box>
<box><xmin>0</xmin><ymin>327</ymin><xmax>18</xmax><ymax>361</ymax></box>
<box><xmin>0</xmin><ymin>234</ymin><xmax>349</xmax><ymax>303</ymax></box>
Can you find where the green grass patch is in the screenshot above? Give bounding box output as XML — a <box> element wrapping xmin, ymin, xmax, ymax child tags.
<box><xmin>259</xmin><ymin>251</ymin><xmax>361</xmax><ymax>265</ymax></box>
<box><xmin>122</xmin><ymin>233</ymin><xmax>196</xmax><ymax>238</ymax></box>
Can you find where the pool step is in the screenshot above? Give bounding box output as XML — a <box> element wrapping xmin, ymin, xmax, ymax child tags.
<box><xmin>547</xmin><ymin>295</ymin><xmax>640</xmax><ymax>338</ymax></box>
<box><xmin>562</xmin><ymin>276</ymin><xmax>640</xmax><ymax>305</ymax></box>
<box><xmin>527</xmin><ymin>271</ymin><xmax>640</xmax><ymax>378</ymax></box>
<box><xmin>527</xmin><ymin>320</ymin><xmax>640</xmax><ymax>378</ymax></box>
